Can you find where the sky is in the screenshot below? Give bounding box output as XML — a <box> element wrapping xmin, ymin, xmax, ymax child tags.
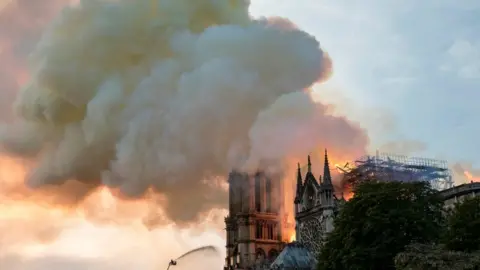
<box><xmin>250</xmin><ymin>0</ymin><xmax>480</xmax><ymax>171</ymax></box>
<box><xmin>0</xmin><ymin>0</ymin><xmax>479</xmax><ymax>269</ymax></box>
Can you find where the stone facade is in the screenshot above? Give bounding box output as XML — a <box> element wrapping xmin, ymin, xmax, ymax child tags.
<box><xmin>224</xmin><ymin>150</ymin><xmax>343</xmax><ymax>269</ymax></box>
<box><xmin>224</xmin><ymin>171</ymin><xmax>290</xmax><ymax>270</ymax></box>
<box><xmin>294</xmin><ymin>151</ymin><xmax>344</xmax><ymax>255</ymax></box>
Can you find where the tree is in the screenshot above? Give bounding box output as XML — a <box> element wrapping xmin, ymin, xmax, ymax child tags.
<box><xmin>443</xmin><ymin>196</ymin><xmax>480</xmax><ymax>253</ymax></box>
<box><xmin>395</xmin><ymin>243</ymin><xmax>480</xmax><ymax>270</ymax></box>
<box><xmin>317</xmin><ymin>181</ymin><xmax>445</xmax><ymax>270</ymax></box>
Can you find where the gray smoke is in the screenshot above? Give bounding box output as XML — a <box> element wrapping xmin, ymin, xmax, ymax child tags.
<box><xmin>0</xmin><ymin>0</ymin><xmax>369</xmax><ymax>225</ymax></box>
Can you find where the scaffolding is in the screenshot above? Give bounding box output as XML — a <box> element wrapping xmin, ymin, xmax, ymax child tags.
<box><xmin>337</xmin><ymin>151</ymin><xmax>454</xmax><ymax>191</ymax></box>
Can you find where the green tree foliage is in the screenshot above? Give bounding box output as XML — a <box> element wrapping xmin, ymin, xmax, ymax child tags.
<box><xmin>395</xmin><ymin>243</ymin><xmax>480</xmax><ymax>270</ymax></box>
<box><xmin>444</xmin><ymin>196</ymin><xmax>480</xmax><ymax>253</ymax></box>
<box><xmin>317</xmin><ymin>181</ymin><xmax>445</xmax><ymax>270</ymax></box>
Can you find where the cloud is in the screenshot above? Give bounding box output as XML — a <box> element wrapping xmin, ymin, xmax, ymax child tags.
<box><xmin>0</xmin><ymin>0</ymin><xmax>70</xmax><ymax>120</ymax></box>
<box><xmin>0</xmin><ymin>255</ymin><xmax>113</xmax><ymax>270</ymax></box>
<box><xmin>0</xmin><ymin>0</ymin><xmax>369</xmax><ymax>227</ymax></box>
<box><xmin>0</xmin><ymin>0</ymin><xmax>369</xmax><ymax>269</ymax></box>
<box><xmin>442</xmin><ymin>39</ymin><xmax>480</xmax><ymax>79</ymax></box>
<box><xmin>451</xmin><ymin>162</ymin><xmax>480</xmax><ymax>185</ymax></box>
<box><xmin>2</xmin><ymin>0</ymin><xmax>478</xmax><ymax>268</ymax></box>
<box><xmin>2</xmin><ymin>250</ymin><xmax>223</xmax><ymax>270</ymax></box>
<box><xmin>378</xmin><ymin>140</ymin><xmax>427</xmax><ymax>156</ymax></box>
<box><xmin>0</xmin><ymin>205</ymin><xmax>226</xmax><ymax>270</ymax></box>
<box><xmin>380</xmin><ymin>77</ymin><xmax>417</xmax><ymax>86</ymax></box>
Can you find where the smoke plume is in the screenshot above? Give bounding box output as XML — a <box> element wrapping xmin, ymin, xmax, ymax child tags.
<box><xmin>452</xmin><ymin>162</ymin><xmax>480</xmax><ymax>185</ymax></box>
<box><xmin>0</xmin><ymin>0</ymin><xmax>367</xmax><ymax>225</ymax></box>
<box><xmin>0</xmin><ymin>0</ymin><xmax>69</xmax><ymax>119</ymax></box>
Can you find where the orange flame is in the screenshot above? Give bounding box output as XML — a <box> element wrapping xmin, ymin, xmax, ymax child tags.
<box><xmin>289</xmin><ymin>232</ymin><xmax>296</xmax><ymax>242</ymax></box>
<box><xmin>343</xmin><ymin>192</ymin><xmax>354</xmax><ymax>200</ymax></box>
<box><xmin>334</xmin><ymin>162</ymin><xmax>349</xmax><ymax>172</ymax></box>
<box><xmin>464</xmin><ymin>171</ymin><xmax>480</xmax><ymax>182</ymax></box>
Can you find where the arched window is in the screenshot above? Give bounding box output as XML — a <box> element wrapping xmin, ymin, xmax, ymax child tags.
<box><xmin>268</xmin><ymin>249</ymin><xmax>279</xmax><ymax>260</ymax></box>
<box><xmin>255</xmin><ymin>174</ymin><xmax>261</xmax><ymax>212</ymax></box>
<box><xmin>256</xmin><ymin>248</ymin><xmax>266</xmax><ymax>262</ymax></box>
<box><xmin>306</xmin><ymin>185</ymin><xmax>315</xmax><ymax>209</ymax></box>
<box><xmin>238</xmin><ymin>182</ymin><xmax>243</xmax><ymax>211</ymax></box>
<box><xmin>267</xmin><ymin>223</ymin><xmax>274</xmax><ymax>239</ymax></box>
<box><xmin>229</xmin><ymin>179</ymin><xmax>234</xmax><ymax>213</ymax></box>
<box><xmin>255</xmin><ymin>221</ymin><xmax>263</xmax><ymax>239</ymax></box>
<box><xmin>266</xmin><ymin>177</ymin><xmax>272</xmax><ymax>212</ymax></box>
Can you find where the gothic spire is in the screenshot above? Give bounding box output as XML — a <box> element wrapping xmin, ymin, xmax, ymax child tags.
<box><xmin>294</xmin><ymin>162</ymin><xmax>303</xmax><ymax>204</ymax></box>
<box><xmin>297</xmin><ymin>162</ymin><xmax>302</xmax><ymax>183</ymax></box>
<box><xmin>307</xmin><ymin>155</ymin><xmax>312</xmax><ymax>173</ymax></box>
<box><xmin>323</xmin><ymin>149</ymin><xmax>332</xmax><ymax>186</ymax></box>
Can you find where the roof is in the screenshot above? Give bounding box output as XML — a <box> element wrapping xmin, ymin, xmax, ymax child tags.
<box><xmin>270</xmin><ymin>242</ymin><xmax>317</xmax><ymax>270</ymax></box>
<box><xmin>438</xmin><ymin>182</ymin><xmax>480</xmax><ymax>200</ymax></box>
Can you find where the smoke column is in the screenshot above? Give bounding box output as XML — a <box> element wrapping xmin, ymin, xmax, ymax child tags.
<box><xmin>0</xmin><ymin>0</ymin><xmax>368</xmax><ymax>226</ymax></box>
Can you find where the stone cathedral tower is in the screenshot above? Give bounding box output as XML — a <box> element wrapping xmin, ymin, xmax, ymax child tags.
<box><xmin>294</xmin><ymin>150</ymin><xmax>343</xmax><ymax>255</ymax></box>
<box><xmin>224</xmin><ymin>171</ymin><xmax>290</xmax><ymax>270</ymax></box>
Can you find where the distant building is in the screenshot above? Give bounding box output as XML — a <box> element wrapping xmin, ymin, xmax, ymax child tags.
<box><xmin>438</xmin><ymin>182</ymin><xmax>480</xmax><ymax>209</ymax></box>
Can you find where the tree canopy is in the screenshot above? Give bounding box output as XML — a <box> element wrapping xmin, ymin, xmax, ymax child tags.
<box><xmin>394</xmin><ymin>243</ymin><xmax>480</xmax><ymax>270</ymax></box>
<box><xmin>317</xmin><ymin>181</ymin><xmax>445</xmax><ymax>270</ymax></box>
<box><xmin>443</xmin><ymin>196</ymin><xmax>480</xmax><ymax>253</ymax></box>
<box><xmin>395</xmin><ymin>196</ymin><xmax>480</xmax><ymax>269</ymax></box>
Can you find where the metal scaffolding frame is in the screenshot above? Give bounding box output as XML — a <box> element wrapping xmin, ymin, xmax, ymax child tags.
<box><xmin>337</xmin><ymin>151</ymin><xmax>454</xmax><ymax>191</ymax></box>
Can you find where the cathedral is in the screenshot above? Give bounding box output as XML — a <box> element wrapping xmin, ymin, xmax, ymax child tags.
<box><xmin>224</xmin><ymin>150</ymin><xmax>344</xmax><ymax>270</ymax></box>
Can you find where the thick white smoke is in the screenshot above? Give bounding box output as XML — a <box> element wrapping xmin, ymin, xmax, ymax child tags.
<box><xmin>0</xmin><ymin>0</ymin><xmax>368</xmax><ymax>225</ymax></box>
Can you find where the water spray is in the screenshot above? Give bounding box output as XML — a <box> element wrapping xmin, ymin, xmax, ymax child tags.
<box><xmin>166</xmin><ymin>245</ymin><xmax>219</xmax><ymax>270</ymax></box>
<box><xmin>167</xmin><ymin>259</ymin><xmax>177</xmax><ymax>270</ymax></box>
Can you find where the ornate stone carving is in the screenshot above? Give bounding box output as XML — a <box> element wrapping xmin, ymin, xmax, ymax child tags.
<box><xmin>299</xmin><ymin>217</ymin><xmax>323</xmax><ymax>255</ymax></box>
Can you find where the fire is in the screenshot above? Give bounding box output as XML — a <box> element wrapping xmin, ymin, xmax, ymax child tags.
<box><xmin>464</xmin><ymin>171</ymin><xmax>480</xmax><ymax>182</ymax></box>
<box><xmin>343</xmin><ymin>192</ymin><xmax>354</xmax><ymax>200</ymax></box>
<box><xmin>333</xmin><ymin>161</ymin><xmax>355</xmax><ymax>200</ymax></box>
<box><xmin>289</xmin><ymin>233</ymin><xmax>296</xmax><ymax>242</ymax></box>
<box><xmin>334</xmin><ymin>162</ymin><xmax>350</xmax><ymax>173</ymax></box>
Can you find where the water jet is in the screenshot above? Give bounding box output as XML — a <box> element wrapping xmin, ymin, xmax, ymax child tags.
<box><xmin>166</xmin><ymin>246</ymin><xmax>219</xmax><ymax>270</ymax></box>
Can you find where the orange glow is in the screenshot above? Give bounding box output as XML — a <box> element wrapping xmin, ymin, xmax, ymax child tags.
<box><xmin>98</xmin><ymin>186</ymin><xmax>116</xmax><ymax>208</ymax></box>
<box><xmin>289</xmin><ymin>232</ymin><xmax>296</xmax><ymax>242</ymax></box>
<box><xmin>464</xmin><ymin>171</ymin><xmax>480</xmax><ymax>182</ymax></box>
<box><xmin>343</xmin><ymin>191</ymin><xmax>354</xmax><ymax>200</ymax></box>
<box><xmin>334</xmin><ymin>162</ymin><xmax>350</xmax><ymax>173</ymax></box>
<box><xmin>0</xmin><ymin>154</ymin><xmax>227</xmax><ymax>267</ymax></box>
<box><xmin>15</xmin><ymin>70</ymin><xmax>29</xmax><ymax>86</ymax></box>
